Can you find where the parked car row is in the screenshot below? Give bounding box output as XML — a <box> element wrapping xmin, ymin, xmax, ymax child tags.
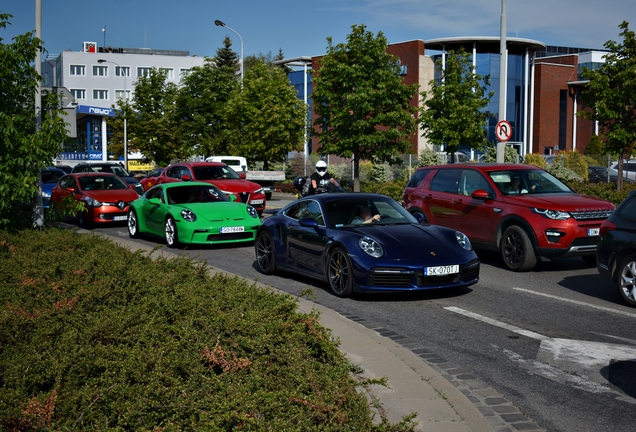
<box><xmin>45</xmin><ymin>160</ymin><xmax>635</xmax><ymax>307</ymax></box>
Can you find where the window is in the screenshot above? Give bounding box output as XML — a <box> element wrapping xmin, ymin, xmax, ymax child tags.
<box><xmin>71</xmin><ymin>89</ymin><xmax>86</xmax><ymax>100</ymax></box>
<box><xmin>180</xmin><ymin>68</ymin><xmax>191</xmax><ymax>80</ymax></box>
<box><xmin>137</xmin><ymin>67</ymin><xmax>151</xmax><ymax>78</ymax></box>
<box><xmin>70</xmin><ymin>64</ymin><xmax>85</xmax><ymax>76</ymax></box>
<box><xmin>430</xmin><ymin>169</ymin><xmax>460</xmax><ymax>194</ymax></box>
<box><xmin>115</xmin><ymin>66</ymin><xmax>130</xmax><ymax>78</ymax></box>
<box><xmin>159</xmin><ymin>68</ymin><xmax>174</xmax><ymax>79</ymax></box>
<box><xmin>115</xmin><ymin>89</ymin><xmax>131</xmax><ymax>101</ymax></box>
<box><xmin>93</xmin><ymin>89</ymin><xmax>108</xmax><ymax>100</ymax></box>
<box><xmin>459</xmin><ymin>170</ymin><xmax>493</xmax><ymax>196</ymax></box>
<box><xmin>92</xmin><ymin>65</ymin><xmax>108</xmax><ymax>77</ymax></box>
<box><xmin>407</xmin><ymin>168</ymin><xmax>432</xmax><ymax>188</ymax></box>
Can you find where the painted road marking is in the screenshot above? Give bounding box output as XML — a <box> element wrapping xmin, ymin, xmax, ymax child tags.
<box><xmin>512</xmin><ymin>287</ymin><xmax>636</xmax><ymax>319</ymax></box>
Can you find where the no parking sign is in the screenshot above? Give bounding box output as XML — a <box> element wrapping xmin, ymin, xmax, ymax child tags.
<box><xmin>496</xmin><ymin>120</ymin><xmax>512</xmax><ymax>142</ymax></box>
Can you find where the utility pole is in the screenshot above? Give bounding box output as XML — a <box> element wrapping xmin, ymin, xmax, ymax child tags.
<box><xmin>34</xmin><ymin>0</ymin><xmax>44</xmax><ymax>229</ymax></box>
<box><xmin>496</xmin><ymin>0</ymin><xmax>507</xmax><ymax>163</ymax></box>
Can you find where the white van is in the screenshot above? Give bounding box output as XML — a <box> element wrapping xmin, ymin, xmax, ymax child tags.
<box><xmin>205</xmin><ymin>156</ymin><xmax>247</xmax><ymax>174</ymax></box>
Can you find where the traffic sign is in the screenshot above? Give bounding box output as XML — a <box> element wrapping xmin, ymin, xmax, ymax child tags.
<box><xmin>496</xmin><ymin>120</ymin><xmax>512</xmax><ymax>142</ymax></box>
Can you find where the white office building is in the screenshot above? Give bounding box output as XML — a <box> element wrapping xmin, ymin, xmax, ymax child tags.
<box><xmin>42</xmin><ymin>42</ymin><xmax>205</xmax><ymax>166</ymax></box>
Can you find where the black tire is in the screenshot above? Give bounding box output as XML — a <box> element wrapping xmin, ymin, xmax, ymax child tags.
<box><xmin>328</xmin><ymin>247</ymin><xmax>354</xmax><ymax>298</ymax></box>
<box><xmin>501</xmin><ymin>225</ymin><xmax>537</xmax><ymax>271</ymax></box>
<box><xmin>617</xmin><ymin>254</ymin><xmax>636</xmax><ymax>307</ymax></box>
<box><xmin>165</xmin><ymin>216</ymin><xmax>179</xmax><ymax>248</ymax></box>
<box><xmin>581</xmin><ymin>255</ymin><xmax>597</xmax><ymax>266</ymax></box>
<box><xmin>128</xmin><ymin>209</ymin><xmax>139</xmax><ymax>238</ymax></box>
<box><xmin>77</xmin><ymin>211</ymin><xmax>92</xmax><ymax>229</ymax></box>
<box><xmin>255</xmin><ymin>231</ymin><xmax>276</xmax><ymax>275</ymax></box>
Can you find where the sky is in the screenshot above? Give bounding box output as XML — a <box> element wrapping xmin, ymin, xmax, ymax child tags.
<box><xmin>2</xmin><ymin>0</ymin><xmax>635</xmax><ymax>61</ymax></box>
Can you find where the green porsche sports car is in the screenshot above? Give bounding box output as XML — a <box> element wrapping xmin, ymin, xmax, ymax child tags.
<box><xmin>127</xmin><ymin>182</ymin><xmax>261</xmax><ymax>247</ymax></box>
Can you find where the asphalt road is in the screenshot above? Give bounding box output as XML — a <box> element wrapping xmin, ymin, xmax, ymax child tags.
<box><xmin>93</xmin><ymin>193</ymin><xmax>636</xmax><ymax>432</ymax></box>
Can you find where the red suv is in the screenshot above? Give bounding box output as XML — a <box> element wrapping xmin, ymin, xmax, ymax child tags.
<box><xmin>155</xmin><ymin>162</ymin><xmax>266</xmax><ymax>214</ymax></box>
<box><xmin>402</xmin><ymin>163</ymin><xmax>615</xmax><ymax>271</ymax></box>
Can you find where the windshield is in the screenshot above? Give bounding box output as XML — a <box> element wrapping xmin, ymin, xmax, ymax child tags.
<box><xmin>166</xmin><ymin>185</ymin><xmax>229</xmax><ymax>204</ymax></box>
<box><xmin>79</xmin><ymin>175</ymin><xmax>129</xmax><ymax>191</ymax></box>
<box><xmin>489</xmin><ymin>169</ymin><xmax>572</xmax><ymax>195</ymax></box>
<box><xmin>324</xmin><ymin>196</ymin><xmax>418</xmax><ymax>227</ymax></box>
<box><xmin>42</xmin><ymin>169</ymin><xmax>64</xmax><ymax>184</ymax></box>
<box><xmin>193</xmin><ymin>165</ymin><xmax>241</xmax><ymax>180</ymax></box>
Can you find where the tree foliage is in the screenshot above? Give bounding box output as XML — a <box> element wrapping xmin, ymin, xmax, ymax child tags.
<box><xmin>225</xmin><ymin>61</ymin><xmax>306</xmax><ymax>170</ymax></box>
<box><xmin>312</xmin><ymin>24</ymin><xmax>418</xmax><ymax>191</ymax></box>
<box><xmin>215</xmin><ymin>35</ymin><xmax>239</xmax><ymax>74</ymax></box>
<box><xmin>175</xmin><ymin>58</ymin><xmax>239</xmax><ymax>158</ymax></box>
<box><xmin>419</xmin><ymin>48</ymin><xmax>494</xmax><ymax>162</ymax></box>
<box><xmin>579</xmin><ymin>21</ymin><xmax>636</xmax><ymax>190</ymax></box>
<box><xmin>0</xmin><ymin>13</ymin><xmax>68</xmax><ymax>230</ymax></box>
<box><xmin>127</xmin><ymin>68</ymin><xmax>186</xmax><ymax>166</ymax></box>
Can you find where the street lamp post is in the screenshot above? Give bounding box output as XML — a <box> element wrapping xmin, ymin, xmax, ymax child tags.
<box><xmin>98</xmin><ymin>59</ymin><xmax>128</xmax><ymax>171</ymax></box>
<box><xmin>214</xmin><ymin>20</ymin><xmax>243</xmax><ymax>85</ymax></box>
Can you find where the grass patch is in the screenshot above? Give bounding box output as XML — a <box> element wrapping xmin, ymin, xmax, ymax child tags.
<box><xmin>0</xmin><ymin>229</ymin><xmax>415</xmax><ymax>431</ymax></box>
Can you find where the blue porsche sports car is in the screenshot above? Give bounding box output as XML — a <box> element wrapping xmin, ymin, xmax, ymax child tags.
<box><xmin>255</xmin><ymin>193</ymin><xmax>480</xmax><ymax>297</ymax></box>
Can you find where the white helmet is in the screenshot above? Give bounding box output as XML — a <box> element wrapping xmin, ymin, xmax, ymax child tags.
<box><xmin>315</xmin><ymin>160</ymin><xmax>327</xmax><ymax>177</ymax></box>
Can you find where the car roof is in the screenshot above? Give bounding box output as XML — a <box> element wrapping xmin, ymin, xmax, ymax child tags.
<box><xmin>160</xmin><ymin>181</ymin><xmax>219</xmax><ymax>188</ymax></box>
<box><xmin>168</xmin><ymin>162</ymin><xmax>226</xmax><ymax>167</ymax></box>
<box><xmin>301</xmin><ymin>192</ymin><xmax>395</xmax><ymax>203</ymax></box>
<box><xmin>67</xmin><ymin>172</ymin><xmax>119</xmax><ymax>177</ymax></box>
<box><xmin>416</xmin><ymin>163</ymin><xmax>542</xmax><ymax>172</ymax></box>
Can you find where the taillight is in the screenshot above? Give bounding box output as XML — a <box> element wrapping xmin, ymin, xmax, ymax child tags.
<box><xmin>599</xmin><ymin>219</ymin><xmax>617</xmax><ymax>236</ymax></box>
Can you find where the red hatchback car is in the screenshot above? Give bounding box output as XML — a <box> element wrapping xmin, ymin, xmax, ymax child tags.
<box><xmin>402</xmin><ymin>163</ymin><xmax>615</xmax><ymax>271</ymax></box>
<box><xmin>51</xmin><ymin>172</ymin><xmax>140</xmax><ymax>228</ymax></box>
<box><xmin>155</xmin><ymin>162</ymin><xmax>267</xmax><ymax>214</ymax></box>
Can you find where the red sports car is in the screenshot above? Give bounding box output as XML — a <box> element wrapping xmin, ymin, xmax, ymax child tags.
<box><xmin>155</xmin><ymin>162</ymin><xmax>267</xmax><ymax>214</ymax></box>
<box><xmin>51</xmin><ymin>172</ymin><xmax>140</xmax><ymax>228</ymax></box>
<box><xmin>139</xmin><ymin>167</ymin><xmax>165</xmax><ymax>191</ymax></box>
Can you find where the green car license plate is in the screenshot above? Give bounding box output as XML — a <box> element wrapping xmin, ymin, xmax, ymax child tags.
<box><xmin>220</xmin><ymin>226</ymin><xmax>245</xmax><ymax>234</ymax></box>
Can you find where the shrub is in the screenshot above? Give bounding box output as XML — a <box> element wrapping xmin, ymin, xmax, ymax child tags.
<box><xmin>546</xmin><ymin>155</ymin><xmax>583</xmax><ymax>183</ymax></box>
<box><xmin>371</xmin><ymin>162</ymin><xmax>393</xmax><ymax>183</ymax></box>
<box><xmin>417</xmin><ymin>148</ymin><xmax>444</xmax><ymax>167</ymax></box>
<box><xmin>361</xmin><ymin>178</ymin><xmax>409</xmax><ymax>201</ymax></box>
<box><xmin>567</xmin><ymin>180</ymin><xmax>636</xmax><ymax>206</ymax></box>
<box><xmin>481</xmin><ymin>145</ymin><xmax>519</xmax><ymax>163</ymax></box>
<box><xmin>523</xmin><ymin>153</ymin><xmax>548</xmax><ymax>169</ymax></box>
<box><xmin>0</xmin><ymin>229</ymin><xmax>414</xmax><ymax>431</ymax></box>
<box><xmin>563</xmin><ymin>151</ymin><xmax>588</xmax><ymax>181</ymax></box>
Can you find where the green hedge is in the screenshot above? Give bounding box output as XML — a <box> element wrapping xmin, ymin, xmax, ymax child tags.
<box><xmin>0</xmin><ymin>229</ymin><xmax>414</xmax><ymax>431</ymax></box>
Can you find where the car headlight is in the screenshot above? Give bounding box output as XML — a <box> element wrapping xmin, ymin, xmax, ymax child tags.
<box><xmin>359</xmin><ymin>236</ymin><xmax>383</xmax><ymax>258</ymax></box>
<box><xmin>246</xmin><ymin>206</ymin><xmax>258</xmax><ymax>218</ymax></box>
<box><xmin>455</xmin><ymin>231</ymin><xmax>472</xmax><ymax>251</ymax></box>
<box><xmin>532</xmin><ymin>208</ymin><xmax>571</xmax><ymax>220</ymax></box>
<box><xmin>181</xmin><ymin>209</ymin><xmax>197</xmax><ymax>222</ymax></box>
<box><xmin>254</xmin><ymin>187</ymin><xmax>264</xmax><ymax>194</ymax></box>
<box><xmin>83</xmin><ymin>196</ymin><xmax>102</xmax><ymax>207</ymax></box>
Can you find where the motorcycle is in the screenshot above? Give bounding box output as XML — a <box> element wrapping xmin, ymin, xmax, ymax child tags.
<box><xmin>293</xmin><ymin>176</ymin><xmax>344</xmax><ymax>197</ymax></box>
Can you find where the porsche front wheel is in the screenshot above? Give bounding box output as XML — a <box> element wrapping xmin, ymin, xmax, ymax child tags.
<box><xmin>617</xmin><ymin>254</ymin><xmax>636</xmax><ymax>307</ymax></box>
<box><xmin>255</xmin><ymin>231</ymin><xmax>276</xmax><ymax>275</ymax></box>
<box><xmin>165</xmin><ymin>216</ymin><xmax>179</xmax><ymax>248</ymax></box>
<box><xmin>328</xmin><ymin>247</ymin><xmax>353</xmax><ymax>298</ymax></box>
<box><xmin>128</xmin><ymin>210</ymin><xmax>139</xmax><ymax>238</ymax></box>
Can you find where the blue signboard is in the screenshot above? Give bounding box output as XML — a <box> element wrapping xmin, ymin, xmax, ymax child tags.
<box><xmin>76</xmin><ymin>105</ymin><xmax>117</xmax><ymax>117</ymax></box>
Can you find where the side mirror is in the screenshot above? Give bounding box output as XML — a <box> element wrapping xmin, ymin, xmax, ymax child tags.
<box><xmin>299</xmin><ymin>218</ymin><xmax>319</xmax><ymax>228</ymax></box>
<box><xmin>181</xmin><ymin>174</ymin><xmax>192</xmax><ymax>182</ymax></box>
<box><xmin>65</xmin><ymin>187</ymin><xmax>75</xmax><ymax>193</ymax></box>
<box><xmin>148</xmin><ymin>197</ymin><xmax>161</xmax><ymax>205</ymax></box>
<box><xmin>471</xmin><ymin>189</ymin><xmax>492</xmax><ymax>200</ymax></box>
<box><xmin>240</xmin><ymin>173</ymin><xmax>246</xmax><ymax>179</ymax></box>
<box><xmin>412</xmin><ymin>212</ymin><xmax>425</xmax><ymax>224</ymax></box>
<box><xmin>226</xmin><ymin>193</ymin><xmax>237</xmax><ymax>202</ymax></box>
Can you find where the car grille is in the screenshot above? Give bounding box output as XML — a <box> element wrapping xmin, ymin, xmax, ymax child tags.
<box><xmin>206</xmin><ymin>232</ymin><xmax>254</xmax><ymax>242</ymax></box>
<box><xmin>369</xmin><ymin>260</ymin><xmax>480</xmax><ymax>288</ymax></box>
<box><xmin>571</xmin><ymin>237</ymin><xmax>598</xmax><ymax>247</ymax></box>
<box><xmin>238</xmin><ymin>192</ymin><xmax>250</xmax><ymax>204</ymax></box>
<box><xmin>570</xmin><ymin>210</ymin><xmax>613</xmax><ymax>220</ymax></box>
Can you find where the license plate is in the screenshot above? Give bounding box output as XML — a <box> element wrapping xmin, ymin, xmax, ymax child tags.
<box><xmin>220</xmin><ymin>226</ymin><xmax>245</xmax><ymax>234</ymax></box>
<box><xmin>250</xmin><ymin>199</ymin><xmax>264</xmax><ymax>205</ymax></box>
<box><xmin>113</xmin><ymin>215</ymin><xmax>128</xmax><ymax>221</ymax></box>
<box><xmin>588</xmin><ymin>228</ymin><xmax>600</xmax><ymax>236</ymax></box>
<box><xmin>425</xmin><ymin>264</ymin><xmax>459</xmax><ymax>276</ymax></box>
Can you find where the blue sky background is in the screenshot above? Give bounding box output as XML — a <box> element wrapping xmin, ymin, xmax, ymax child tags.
<box><xmin>3</xmin><ymin>1</ymin><xmax>635</xmax><ymax>60</ymax></box>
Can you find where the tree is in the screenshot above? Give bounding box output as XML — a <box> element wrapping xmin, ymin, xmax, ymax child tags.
<box><xmin>312</xmin><ymin>24</ymin><xmax>418</xmax><ymax>192</ymax></box>
<box><xmin>225</xmin><ymin>61</ymin><xmax>307</xmax><ymax>170</ymax></box>
<box><xmin>175</xmin><ymin>58</ymin><xmax>239</xmax><ymax>158</ymax></box>
<box><xmin>419</xmin><ymin>48</ymin><xmax>494</xmax><ymax>163</ymax></box>
<box><xmin>215</xmin><ymin>36</ymin><xmax>239</xmax><ymax>74</ymax></box>
<box><xmin>0</xmin><ymin>13</ymin><xmax>68</xmax><ymax>230</ymax></box>
<box><xmin>579</xmin><ymin>21</ymin><xmax>636</xmax><ymax>190</ymax></box>
<box><xmin>127</xmin><ymin>68</ymin><xmax>186</xmax><ymax>166</ymax></box>
<box><xmin>583</xmin><ymin>134</ymin><xmax>608</xmax><ymax>165</ymax></box>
